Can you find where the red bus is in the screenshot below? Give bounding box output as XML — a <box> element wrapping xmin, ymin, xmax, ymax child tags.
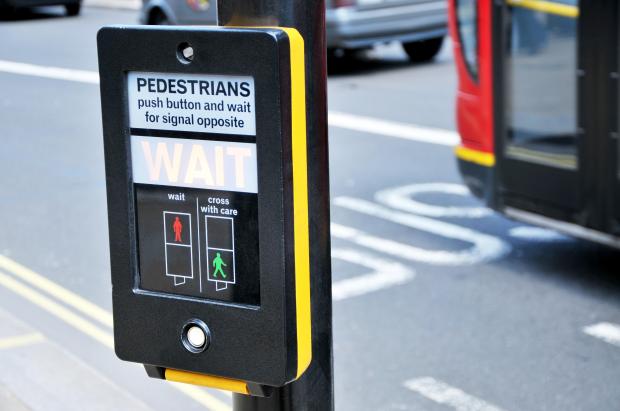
<box><xmin>449</xmin><ymin>0</ymin><xmax>620</xmax><ymax>247</ymax></box>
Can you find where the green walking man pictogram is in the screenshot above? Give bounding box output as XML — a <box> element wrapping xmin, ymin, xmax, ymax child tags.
<box><xmin>212</xmin><ymin>252</ymin><xmax>227</xmax><ymax>279</ymax></box>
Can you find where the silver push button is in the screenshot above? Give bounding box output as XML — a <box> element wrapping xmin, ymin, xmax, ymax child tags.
<box><xmin>181</xmin><ymin>319</ymin><xmax>210</xmax><ymax>353</ymax></box>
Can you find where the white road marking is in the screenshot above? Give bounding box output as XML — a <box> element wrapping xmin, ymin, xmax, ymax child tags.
<box><xmin>0</xmin><ymin>333</ymin><xmax>45</xmax><ymax>350</ymax></box>
<box><xmin>0</xmin><ymin>60</ymin><xmax>458</xmax><ymax>148</ymax></box>
<box><xmin>376</xmin><ymin>183</ymin><xmax>492</xmax><ymax>218</ymax></box>
<box><xmin>583</xmin><ymin>322</ymin><xmax>620</xmax><ymax>347</ymax></box>
<box><xmin>329</xmin><ymin>111</ymin><xmax>459</xmax><ymax>147</ymax></box>
<box><xmin>404</xmin><ymin>377</ymin><xmax>507</xmax><ymax>411</ymax></box>
<box><xmin>333</xmin><ymin>198</ymin><xmax>510</xmax><ymax>265</ymax></box>
<box><xmin>331</xmin><ymin>222</ymin><xmax>476</xmax><ymax>266</ymax></box>
<box><xmin>331</xmin><ymin>248</ymin><xmax>415</xmax><ymax>301</ymax></box>
<box><xmin>508</xmin><ymin>226</ymin><xmax>567</xmax><ymax>242</ymax></box>
<box><xmin>0</xmin><ymin>60</ymin><xmax>99</xmax><ymax>84</ymax></box>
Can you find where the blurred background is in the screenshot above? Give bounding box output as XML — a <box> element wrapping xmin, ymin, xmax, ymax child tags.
<box><xmin>0</xmin><ymin>0</ymin><xmax>618</xmax><ymax>410</ymax></box>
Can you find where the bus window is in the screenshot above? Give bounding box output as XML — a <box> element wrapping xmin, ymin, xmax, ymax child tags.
<box><xmin>504</xmin><ymin>0</ymin><xmax>580</xmax><ymax>169</ymax></box>
<box><xmin>456</xmin><ymin>0</ymin><xmax>478</xmax><ymax>80</ymax></box>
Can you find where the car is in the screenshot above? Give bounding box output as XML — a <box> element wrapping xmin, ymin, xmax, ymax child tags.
<box><xmin>140</xmin><ymin>0</ymin><xmax>217</xmax><ymax>25</ymax></box>
<box><xmin>0</xmin><ymin>0</ymin><xmax>82</xmax><ymax>16</ymax></box>
<box><xmin>326</xmin><ymin>0</ymin><xmax>447</xmax><ymax>62</ymax></box>
<box><xmin>140</xmin><ymin>0</ymin><xmax>448</xmax><ymax>63</ymax></box>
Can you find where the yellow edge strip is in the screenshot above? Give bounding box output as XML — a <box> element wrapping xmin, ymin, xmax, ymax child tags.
<box><xmin>506</xmin><ymin>0</ymin><xmax>579</xmax><ymax>18</ymax></box>
<box><xmin>278</xmin><ymin>27</ymin><xmax>312</xmax><ymax>379</ymax></box>
<box><xmin>455</xmin><ymin>146</ymin><xmax>496</xmax><ymax>167</ymax></box>
<box><xmin>165</xmin><ymin>369</ymin><xmax>249</xmax><ymax>395</ymax></box>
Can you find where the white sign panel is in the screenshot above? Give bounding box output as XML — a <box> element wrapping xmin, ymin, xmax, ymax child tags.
<box><xmin>131</xmin><ymin>135</ymin><xmax>258</xmax><ymax>193</ymax></box>
<box><xmin>127</xmin><ymin>72</ymin><xmax>256</xmax><ymax>136</ymax></box>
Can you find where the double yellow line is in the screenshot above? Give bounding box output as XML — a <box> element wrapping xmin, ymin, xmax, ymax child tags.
<box><xmin>0</xmin><ymin>254</ymin><xmax>231</xmax><ymax>411</ymax></box>
<box><xmin>0</xmin><ymin>332</ymin><xmax>45</xmax><ymax>350</ymax></box>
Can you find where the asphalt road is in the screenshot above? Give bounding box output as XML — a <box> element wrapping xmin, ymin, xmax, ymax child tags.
<box><xmin>0</xmin><ymin>6</ymin><xmax>619</xmax><ymax>411</ymax></box>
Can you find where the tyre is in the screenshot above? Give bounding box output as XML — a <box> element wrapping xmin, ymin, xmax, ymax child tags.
<box><xmin>65</xmin><ymin>3</ymin><xmax>81</xmax><ymax>16</ymax></box>
<box><xmin>403</xmin><ymin>36</ymin><xmax>444</xmax><ymax>63</ymax></box>
<box><xmin>0</xmin><ymin>3</ymin><xmax>15</xmax><ymax>17</ymax></box>
<box><xmin>150</xmin><ymin>9</ymin><xmax>170</xmax><ymax>25</ymax></box>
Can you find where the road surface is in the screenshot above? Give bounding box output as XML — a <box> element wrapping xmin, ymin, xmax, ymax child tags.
<box><xmin>0</xmin><ymin>6</ymin><xmax>618</xmax><ymax>411</ymax></box>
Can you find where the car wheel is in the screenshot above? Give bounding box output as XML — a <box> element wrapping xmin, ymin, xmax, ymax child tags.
<box><xmin>403</xmin><ymin>36</ymin><xmax>444</xmax><ymax>63</ymax></box>
<box><xmin>65</xmin><ymin>3</ymin><xmax>81</xmax><ymax>16</ymax></box>
<box><xmin>151</xmin><ymin>9</ymin><xmax>171</xmax><ymax>25</ymax></box>
<box><xmin>327</xmin><ymin>47</ymin><xmax>361</xmax><ymax>62</ymax></box>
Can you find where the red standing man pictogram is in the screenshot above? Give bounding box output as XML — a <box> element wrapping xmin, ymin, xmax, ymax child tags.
<box><xmin>173</xmin><ymin>216</ymin><xmax>183</xmax><ymax>242</ymax></box>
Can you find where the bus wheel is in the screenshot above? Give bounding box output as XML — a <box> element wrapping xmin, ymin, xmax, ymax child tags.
<box><xmin>65</xmin><ymin>3</ymin><xmax>81</xmax><ymax>16</ymax></box>
<box><xmin>403</xmin><ymin>36</ymin><xmax>444</xmax><ymax>63</ymax></box>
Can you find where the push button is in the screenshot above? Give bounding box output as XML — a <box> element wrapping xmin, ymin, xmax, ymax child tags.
<box><xmin>181</xmin><ymin>319</ymin><xmax>210</xmax><ymax>353</ymax></box>
<box><xmin>187</xmin><ymin>326</ymin><xmax>206</xmax><ymax>348</ymax></box>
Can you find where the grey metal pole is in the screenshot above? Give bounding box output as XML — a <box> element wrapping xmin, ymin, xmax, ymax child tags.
<box><xmin>216</xmin><ymin>1</ymin><xmax>333</xmax><ymax>410</ymax></box>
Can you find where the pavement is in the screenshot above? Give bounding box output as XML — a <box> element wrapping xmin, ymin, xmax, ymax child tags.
<box><xmin>0</xmin><ymin>4</ymin><xmax>618</xmax><ymax>411</ymax></box>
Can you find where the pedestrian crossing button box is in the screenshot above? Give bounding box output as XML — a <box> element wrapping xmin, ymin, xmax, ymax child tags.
<box><xmin>97</xmin><ymin>26</ymin><xmax>311</xmax><ymax>391</ymax></box>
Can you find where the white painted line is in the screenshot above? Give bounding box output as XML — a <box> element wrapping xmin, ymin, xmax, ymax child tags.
<box><xmin>0</xmin><ymin>60</ymin><xmax>458</xmax><ymax>148</ymax></box>
<box><xmin>0</xmin><ymin>60</ymin><xmax>99</xmax><ymax>84</ymax></box>
<box><xmin>333</xmin><ymin>198</ymin><xmax>510</xmax><ymax>265</ymax></box>
<box><xmin>583</xmin><ymin>322</ymin><xmax>620</xmax><ymax>348</ymax></box>
<box><xmin>508</xmin><ymin>226</ymin><xmax>567</xmax><ymax>242</ymax></box>
<box><xmin>331</xmin><ymin>248</ymin><xmax>414</xmax><ymax>301</ymax></box>
<box><xmin>404</xmin><ymin>377</ymin><xmax>507</xmax><ymax>411</ymax></box>
<box><xmin>0</xmin><ymin>255</ymin><xmax>113</xmax><ymax>328</ymax></box>
<box><xmin>332</xmin><ymin>222</ymin><xmax>483</xmax><ymax>266</ymax></box>
<box><xmin>331</xmin><ymin>222</ymin><xmax>461</xmax><ymax>266</ymax></box>
<box><xmin>376</xmin><ymin>183</ymin><xmax>492</xmax><ymax>218</ymax></box>
<box><xmin>0</xmin><ymin>332</ymin><xmax>45</xmax><ymax>350</ymax></box>
<box><xmin>328</xmin><ymin>111</ymin><xmax>458</xmax><ymax>147</ymax></box>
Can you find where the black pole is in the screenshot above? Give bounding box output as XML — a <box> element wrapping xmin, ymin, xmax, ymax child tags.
<box><xmin>217</xmin><ymin>1</ymin><xmax>333</xmax><ymax>410</ymax></box>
